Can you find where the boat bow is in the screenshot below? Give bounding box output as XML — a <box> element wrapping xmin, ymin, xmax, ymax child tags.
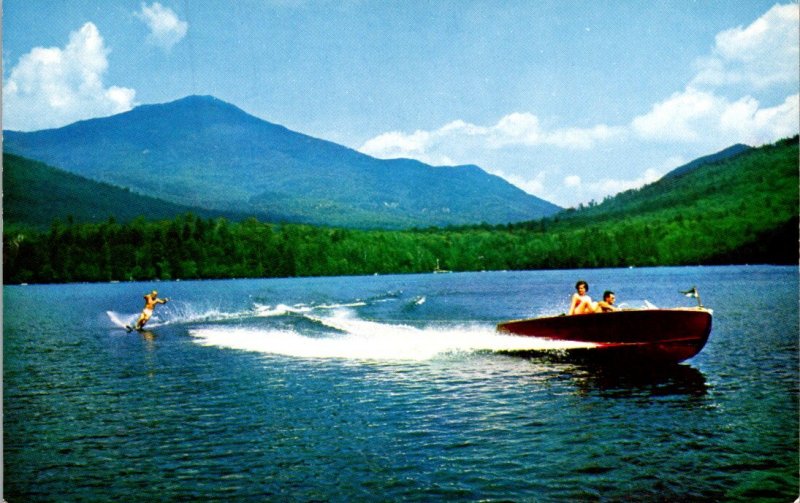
<box><xmin>497</xmin><ymin>308</ymin><xmax>713</xmax><ymax>363</ymax></box>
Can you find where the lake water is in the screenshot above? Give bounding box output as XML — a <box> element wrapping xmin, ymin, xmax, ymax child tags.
<box><xmin>4</xmin><ymin>266</ymin><xmax>798</xmax><ymax>501</ymax></box>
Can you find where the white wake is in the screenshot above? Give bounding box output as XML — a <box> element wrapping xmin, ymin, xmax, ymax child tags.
<box><xmin>189</xmin><ymin>309</ymin><xmax>597</xmax><ymax>361</ymax></box>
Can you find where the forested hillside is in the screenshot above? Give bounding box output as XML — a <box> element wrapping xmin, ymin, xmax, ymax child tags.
<box><xmin>4</xmin><ymin>136</ymin><xmax>797</xmax><ymax>284</ymax></box>
<box><xmin>660</xmin><ymin>143</ymin><xmax>751</xmax><ymax>180</ymax></box>
<box><xmin>2</xmin><ymin>154</ymin><xmax>244</xmax><ymax>230</ymax></box>
<box><xmin>513</xmin><ymin>135</ymin><xmax>799</xmax><ymax>265</ymax></box>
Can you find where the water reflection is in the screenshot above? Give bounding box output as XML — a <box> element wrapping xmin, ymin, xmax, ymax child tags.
<box><xmin>138</xmin><ymin>330</ymin><xmax>157</xmax><ymax>342</ymax></box>
<box><xmin>568</xmin><ymin>363</ymin><xmax>708</xmax><ymax>398</ymax></box>
<box><xmin>505</xmin><ymin>347</ymin><xmax>709</xmax><ymax>398</ymax></box>
<box><xmin>138</xmin><ymin>330</ymin><xmax>158</xmax><ymax>379</ymax></box>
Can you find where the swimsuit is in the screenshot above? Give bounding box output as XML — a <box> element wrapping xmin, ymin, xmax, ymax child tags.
<box><xmin>573</xmin><ymin>294</ymin><xmax>591</xmax><ymax>308</ymax></box>
<box><xmin>142</xmin><ymin>308</ymin><xmax>154</xmax><ymax>317</ymax></box>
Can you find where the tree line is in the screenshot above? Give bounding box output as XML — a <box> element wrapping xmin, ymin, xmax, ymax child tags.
<box><xmin>4</xmin><ymin>209</ymin><xmax>796</xmax><ymax>285</ymax></box>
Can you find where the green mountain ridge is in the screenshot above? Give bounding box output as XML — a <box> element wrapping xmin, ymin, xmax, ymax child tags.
<box><xmin>4</xmin><ymin>136</ymin><xmax>797</xmax><ymax>284</ymax></box>
<box><xmin>528</xmin><ymin>135</ymin><xmax>799</xmax><ymax>266</ymax></box>
<box><xmin>549</xmin><ymin>136</ymin><xmax>796</xmax><ymax>228</ymax></box>
<box><xmin>661</xmin><ymin>143</ymin><xmax>751</xmax><ymax>180</ymax></box>
<box><xmin>3</xmin><ymin>95</ymin><xmax>561</xmax><ymax>229</ymax></box>
<box><xmin>2</xmin><ymin>153</ymin><xmax>251</xmax><ymax>230</ymax></box>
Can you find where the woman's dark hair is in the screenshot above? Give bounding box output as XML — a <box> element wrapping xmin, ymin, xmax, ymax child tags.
<box><xmin>575</xmin><ymin>280</ymin><xmax>588</xmax><ymax>291</ymax></box>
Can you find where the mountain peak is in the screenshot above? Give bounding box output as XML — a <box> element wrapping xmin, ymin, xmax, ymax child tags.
<box><xmin>147</xmin><ymin>94</ymin><xmax>228</xmax><ymax>107</ymax></box>
<box><xmin>175</xmin><ymin>94</ymin><xmax>220</xmax><ymax>103</ymax></box>
<box><xmin>129</xmin><ymin>94</ymin><xmax>255</xmax><ymax>121</ymax></box>
<box><xmin>158</xmin><ymin>94</ymin><xmax>241</xmax><ymax>111</ymax></box>
<box><xmin>3</xmin><ymin>95</ymin><xmax>562</xmax><ymax>228</ymax></box>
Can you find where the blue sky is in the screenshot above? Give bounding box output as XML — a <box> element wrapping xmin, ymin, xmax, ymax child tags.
<box><xmin>3</xmin><ymin>1</ymin><xmax>798</xmax><ymax>207</ymax></box>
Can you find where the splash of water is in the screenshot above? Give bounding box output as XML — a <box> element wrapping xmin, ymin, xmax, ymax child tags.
<box><xmin>107</xmin><ymin>302</ymin><xmax>255</xmax><ymax>330</ymax></box>
<box><xmin>106</xmin><ymin>311</ymin><xmax>136</xmax><ymax>328</ymax></box>
<box><xmin>113</xmin><ymin>295</ymin><xmax>599</xmax><ymax>361</ymax></box>
<box><xmin>108</xmin><ymin>298</ymin><xmax>383</xmax><ymax>330</ymax></box>
<box><xmin>190</xmin><ymin>309</ymin><xmax>597</xmax><ymax>361</ymax></box>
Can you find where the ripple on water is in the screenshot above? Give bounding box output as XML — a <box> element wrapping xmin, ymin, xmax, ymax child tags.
<box><xmin>4</xmin><ymin>268</ymin><xmax>799</xmax><ymax>501</ymax></box>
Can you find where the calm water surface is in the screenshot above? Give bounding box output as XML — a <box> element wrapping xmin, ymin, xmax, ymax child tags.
<box><xmin>4</xmin><ymin>266</ymin><xmax>798</xmax><ymax>501</ymax></box>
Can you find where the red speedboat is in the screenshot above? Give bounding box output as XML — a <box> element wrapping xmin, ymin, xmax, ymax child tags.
<box><xmin>497</xmin><ymin>307</ymin><xmax>713</xmax><ymax>363</ymax></box>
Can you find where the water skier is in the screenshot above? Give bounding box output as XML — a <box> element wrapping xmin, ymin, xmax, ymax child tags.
<box><xmin>130</xmin><ymin>290</ymin><xmax>169</xmax><ymax>331</ymax></box>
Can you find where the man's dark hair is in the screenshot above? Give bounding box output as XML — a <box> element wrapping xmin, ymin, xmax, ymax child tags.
<box><xmin>603</xmin><ymin>290</ymin><xmax>614</xmax><ymax>300</ymax></box>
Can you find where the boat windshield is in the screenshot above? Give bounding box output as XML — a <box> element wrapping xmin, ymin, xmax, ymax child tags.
<box><xmin>617</xmin><ymin>300</ymin><xmax>659</xmax><ymax>310</ymax></box>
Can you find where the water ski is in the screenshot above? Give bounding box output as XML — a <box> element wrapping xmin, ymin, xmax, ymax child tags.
<box><xmin>125</xmin><ymin>324</ymin><xmax>142</xmax><ymax>332</ymax></box>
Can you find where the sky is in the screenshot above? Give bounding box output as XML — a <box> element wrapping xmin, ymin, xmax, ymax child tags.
<box><xmin>3</xmin><ymin>1</ymin><xmax>799</xmax><ymax>208</ymax></box>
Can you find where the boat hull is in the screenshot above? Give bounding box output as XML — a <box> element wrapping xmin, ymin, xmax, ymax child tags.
<box><xmin>497</xmin><ymin>309</ymin><xmax>712</xmax><ymax>363</ymax></box>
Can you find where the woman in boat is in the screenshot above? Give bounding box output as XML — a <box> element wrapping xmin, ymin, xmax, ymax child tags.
<box><xmin>569</xmin><ymin>280</ymin><xmax>596</xmax><ymax>315</ymax></box>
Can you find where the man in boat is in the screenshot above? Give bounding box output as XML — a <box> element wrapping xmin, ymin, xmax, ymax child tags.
<box><xmin>133</xmin><ymin>290</ymin><xmax>169</xmax><ymax>330</ymax></box>
<box><xmin>596</xmin><ymin>290</ymin><xmax>619</xmax><ymax>313</ymax></box>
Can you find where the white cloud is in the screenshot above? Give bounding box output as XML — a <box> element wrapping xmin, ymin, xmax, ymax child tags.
<box><xmin>2</xmin><ymin>22</ymin><xmax>136</xmax><ymax>131</ymax></box>
<box><xmin>358</xmin><ymin>129</ymin><xmax>455</xmax><ymax>165</ymax></box>
<box><xmin>588</xmin><ymin>168</ymin><xmax>662</xmax><ymax>197</ymax></box>
<box><xmin>495</xmin><ymin>169</ymin><xmax>547</xmax><ymax>197</ymax></box>
<box><xmin>359</xmin><ymin>113</ymin><xmax>623</xmax><ymax>163</ymax></box>
<box><xmin>546</xmin><ymin>124</ymin><xmax>621</xmax><ymax>149</ymax></box>
<box><xmin>692</xmin><ymin>3</ymin><xmax>799</xmax><ymax>89</ymax></box>
<box><xmin>632</xmin><ymin>88</ymin><xmax>799</xmax><ymax>145</ymax></box>
<box><xmin>631</xmin><ymin>88</ymin><xmax>719</xmax><ymax>141</ymax></box>
<box><xmin>632</xmin><ymin>3</ymin><xmax>799</xmax><ymax>148</ymax></box>
<box><xmin>136</xmin><ymin>2</ymin><xmax>188</xmax><ymax>51</ymax></box>
<box><xmin>719</xmin><ymin>93</ymin><xmax>799</xmax><ymax>142</ymax></box>
<box><xmin>488</xmin><ymin>113</ymin><xmax>542</xmax><ymax>146</ymax></box>
<box><xmin>548</xmin><ymin>168</ymin><xmax>665</xmax><ymax>208</ymax></box>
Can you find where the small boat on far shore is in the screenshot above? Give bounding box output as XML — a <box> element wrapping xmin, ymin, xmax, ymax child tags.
<box><xmin>497</xmin><ymin>307</ymin><xmax>713</xmax><ymax>364</ymax></box>
<box><xmin>433</xmin><ymin>259</ymin><xmax>451</xmax><ymax>274</ymax></box>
